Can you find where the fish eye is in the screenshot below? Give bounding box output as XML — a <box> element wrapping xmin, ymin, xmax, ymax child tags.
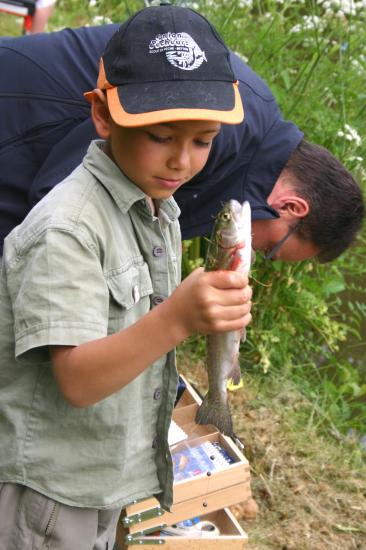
<box><xmin>221</xmin><ymin>212</ymin><xmax>231</xmax><ymax>221</ymax></box>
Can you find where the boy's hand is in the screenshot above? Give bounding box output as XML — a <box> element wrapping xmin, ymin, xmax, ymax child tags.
<box><xmin>162</xmin><ymin>267</ymin><xmax>252</xmax><ymax>340</ymax></box>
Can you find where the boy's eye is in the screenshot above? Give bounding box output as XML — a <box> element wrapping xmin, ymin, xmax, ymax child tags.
<box><xmin>146</xmin><ymin>132</ymin><xmax>212</xmax><ymax>147</ymax></box>
<box><xmin>147</xmin><ymin>132</ymin><xmax>170</xmax><ymax>143</ymax></box>
<box><xmin>195</xmin><ymin>139</ymin><xmax>211</xmax><ymax>148</ymax></box>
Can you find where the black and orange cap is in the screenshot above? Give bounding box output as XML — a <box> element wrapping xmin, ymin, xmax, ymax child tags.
<box><xmin>85</xmin><ymin>3</ymin><xmax>244</xmax><ymax>127</ymax></box>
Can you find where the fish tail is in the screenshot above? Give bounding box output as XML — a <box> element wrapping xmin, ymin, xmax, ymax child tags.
<box><xmin>195</xmin><ymin>392</ymin><xmax>233</xmax><ymax>436</ymax></box>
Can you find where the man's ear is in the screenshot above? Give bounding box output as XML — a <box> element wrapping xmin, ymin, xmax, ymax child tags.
<box><xmin>271</xmin><ymin>195</ymin><xmax>310</xmax><ymax>220</ymax></box>
<box><xmin>90</xmin><ymin>89</ymin><xmax>111</xmax><ymax>139</ymax></box>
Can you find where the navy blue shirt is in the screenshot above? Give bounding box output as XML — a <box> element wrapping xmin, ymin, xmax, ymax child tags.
<box><xmin>0</xmin><ymin>24</ymin><xmax>303</xmax><ymax>254</ymax></box>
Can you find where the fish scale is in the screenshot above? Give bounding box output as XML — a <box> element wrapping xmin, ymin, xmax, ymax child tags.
<box><xmin>195</xmin><ymin>200</ymin><xmax>252</xmax><ymax>436</ymax></box>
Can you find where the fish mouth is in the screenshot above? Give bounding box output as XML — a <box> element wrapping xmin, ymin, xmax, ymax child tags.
<box><xmin>226</xmin><ymin>200</ymin><xmax>250</xmax><ymax>232</ymax></box>
<box><xmin>229</xmin><ymin>199</ymin><xmax>247</xmax><ymax>223</ymax></box>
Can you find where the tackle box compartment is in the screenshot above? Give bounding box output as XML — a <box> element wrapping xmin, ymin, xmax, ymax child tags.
<box><xmin>116</xmin><ymin>506</ymin><xmax>248</xmax><ymax>548</ymax></box>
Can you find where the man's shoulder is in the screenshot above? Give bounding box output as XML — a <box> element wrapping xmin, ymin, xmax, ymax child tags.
<box><xmin>229</xmin><ymin>52</ymin><xmax>276</xmax><ymax>103</ymax></box>
<box><xmin>0</xmin><ymin>23</ymin><xmax>118</xmax><ymax>65</ymax></box>
<box><xmin>0</xmin><ymin>24</ymin><xmax>119</xmax><ymax>100</ymax></box>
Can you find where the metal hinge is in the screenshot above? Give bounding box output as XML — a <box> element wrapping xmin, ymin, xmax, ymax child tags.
<box><xmin>122</xmin><ymin>505</ymin><xmax>165</xmax><ymax>527</ymax></box>
<box><xmin>125</xmin><ymin>524</ymin><xmax>167</xmax><ymax>545</ymax></box>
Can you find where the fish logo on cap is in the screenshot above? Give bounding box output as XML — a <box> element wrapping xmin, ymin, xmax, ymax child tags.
<box><xmin>149</xmin><ymin>32</ymin><xmax>207</xmax><ymax>71</ymax></box>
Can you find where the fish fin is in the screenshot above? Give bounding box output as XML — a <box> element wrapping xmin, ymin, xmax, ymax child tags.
<box><xmin>229</xmin><ymin>360</ymin><xmax>241</xmax><ymax>386</ymax></box>
<box><xmin>195</xmin><ymin>393</ymin><xmax>233</xmax><ymax>436</ymax></box>
<box><xmin>227</xmin><ymin>377</ymin><xmax>244</xmax><ymax>391</ymax></box>
<box><xmin>241</xmin><ymin>327</ymin><xmax>247</xmax><ymax>343</ymax></box>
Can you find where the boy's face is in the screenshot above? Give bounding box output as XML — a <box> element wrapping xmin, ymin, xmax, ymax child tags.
<box><xmin>105</xmin><ymin>119</ymin><xmax>221</xmax><ymax>200</ymax></box>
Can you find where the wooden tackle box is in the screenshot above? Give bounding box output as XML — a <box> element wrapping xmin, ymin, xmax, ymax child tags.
<box><xmin>116</xmin><ymin>375</ymin><xmax>251</xmax><ymax>548</ymax></box>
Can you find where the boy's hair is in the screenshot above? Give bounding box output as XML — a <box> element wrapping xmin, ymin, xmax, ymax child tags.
<box><xmin>285</xmin><ymin>139</ymin><xmax>365</xmax><ymax>262</ymax></box>
<box><xmin>85</xmin><ymin>4</ymin><xmax>244</xmax><ymax>127</ymax></box>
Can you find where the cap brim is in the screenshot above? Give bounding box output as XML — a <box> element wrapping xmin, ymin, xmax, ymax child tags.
<box><xmin>106</xmin><ymin>81</ymin><xmax>244</xmax><ymax>127</ymax></box>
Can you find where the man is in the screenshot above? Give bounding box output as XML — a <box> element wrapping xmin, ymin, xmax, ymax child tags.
<box><xmin>0</xmin><ymin>24</ymin><xmax>364</xmax><ymax>261</ymax></box>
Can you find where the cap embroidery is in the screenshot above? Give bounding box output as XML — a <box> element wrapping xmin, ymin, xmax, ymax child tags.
<box><xmin>149</xmin><ymin>32</ymin><xmax>207</xmax><ymax>71</ymax></box>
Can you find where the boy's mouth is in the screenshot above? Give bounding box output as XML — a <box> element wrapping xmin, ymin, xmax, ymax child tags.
<box><xmin>155</xmin><ymin>177</ymin><xmax>183</xmax><ymax>190</ymax></box>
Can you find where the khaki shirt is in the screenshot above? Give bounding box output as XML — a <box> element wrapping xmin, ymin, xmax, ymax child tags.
<box><xmin>0</xmin><ymin>140</ymin><xmax>181</xmax><ymax>510</ymax></box>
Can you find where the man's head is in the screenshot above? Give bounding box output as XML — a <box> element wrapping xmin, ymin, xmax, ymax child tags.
<box><xmin>283</xmin><ymin>140</ymin><xmax>364</xmax><ymax>262</ymax></box>
<box><xmin>253</xmin><ymin>139</ymin><xmax>365</xmax><ymax>262</ymax></box>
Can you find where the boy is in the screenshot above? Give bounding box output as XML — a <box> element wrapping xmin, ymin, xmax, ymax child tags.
<box><xmin>0</xmin><ymin>4</ymin><xmax>252</xmax><ymax>549</ymax></box>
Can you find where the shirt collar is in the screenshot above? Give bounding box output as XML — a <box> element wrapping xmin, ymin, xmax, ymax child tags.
<box><xmin>83</xmin><ymin>140</ymin><xmax>180</xmax><ymax>223</ymax></box>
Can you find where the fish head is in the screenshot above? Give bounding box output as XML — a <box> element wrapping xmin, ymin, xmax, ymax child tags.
<box><xmin>215</xmin><ymin>200</ymin><xmax>251</xmax><ymax>249</ymax></box>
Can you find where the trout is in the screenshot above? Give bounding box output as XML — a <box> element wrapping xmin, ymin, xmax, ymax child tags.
<box><xmin>195</xmin><ymin>200</ymin><xmax>252</xmax><ymax>436</ymax></box>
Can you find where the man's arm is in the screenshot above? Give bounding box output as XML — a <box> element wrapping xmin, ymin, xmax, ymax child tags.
<box><xmin>0</xmin><ymin>24</ymin><xmax>118</xmax><ymax>252</ymax></box>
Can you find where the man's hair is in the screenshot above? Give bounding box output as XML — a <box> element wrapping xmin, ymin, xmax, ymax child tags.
<box><xmin>285</xmin><ymin>139</ymin><xmax>365</xmax><ymax>262</ymax></box>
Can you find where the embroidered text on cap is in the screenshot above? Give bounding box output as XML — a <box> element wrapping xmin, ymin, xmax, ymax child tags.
<box><xmin>149</xmin><ymin>32</ymin><xmax>207</xmax><ymax>71</ymax></box>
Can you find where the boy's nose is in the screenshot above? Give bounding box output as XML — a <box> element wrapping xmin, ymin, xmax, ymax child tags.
<box><xmin>167</xmin><ymin>146</ymin><xmax>190</xmax><ymax>171</ymax></box>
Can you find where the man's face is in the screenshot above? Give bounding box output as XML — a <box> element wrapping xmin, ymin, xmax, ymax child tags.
<box><xmin>252</xmin><ymin>218</ymin><xmax>319</xmax><ymax>262</ymax></box>
<box><xmin>106</xmin><ymin>120</ymin><xmax>221</xmax><ymax>200</ymax></box>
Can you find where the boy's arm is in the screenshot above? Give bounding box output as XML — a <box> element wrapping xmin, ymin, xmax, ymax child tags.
<box><xmin>51</xmin><ymin>268</ymin><xmax>252</xmax><ymax>407</ymax></box>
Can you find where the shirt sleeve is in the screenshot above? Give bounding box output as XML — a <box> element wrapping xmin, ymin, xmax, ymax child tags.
<box><xmin>6</xmin><ymin>228</ymin><xmax>109</xmax><ymax>363</ymax></box>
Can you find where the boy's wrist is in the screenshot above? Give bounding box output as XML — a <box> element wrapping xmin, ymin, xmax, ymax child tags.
<box><xmin>156</xmin><ymin>297</ymin><xmax>191</xmax><ymax>345</ymax></box>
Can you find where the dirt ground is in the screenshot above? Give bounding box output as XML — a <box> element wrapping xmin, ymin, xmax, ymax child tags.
<box><xmin>179</xmin><ymin>361</ymin><xmax>366</xmax><ymax>550</ymax></box>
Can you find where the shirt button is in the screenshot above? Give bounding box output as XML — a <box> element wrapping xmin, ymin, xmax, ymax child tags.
<box><xmin>132</xmin><ymin>285</ymin><xmax>140</xmax><ymax>303</ymax></box>
<box><xmin>153</xmin><ymin>388</ymin><xmax>162</xmax><ymax>400</ymax></box>
<box><xmin>153</xmin><ymin>246</ymin><xmax>164</xmax><ymax>257</ymax></box>
<box><xmin>152</xmin><ymin>296</ymin><xmax>164</xmax><ymax>306</ymax></box>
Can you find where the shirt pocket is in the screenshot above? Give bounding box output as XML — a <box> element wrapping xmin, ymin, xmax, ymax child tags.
<box><xmin>106</xmin><ymin>262</ymin><xmax>153</xmax><ymax>334</ymax></box>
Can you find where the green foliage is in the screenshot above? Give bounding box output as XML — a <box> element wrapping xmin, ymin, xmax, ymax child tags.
<box><xmin>181</xmin><ymin>238</ymin><xmax>205</xmax><ymax>278</ymax></box>
<box><xmin>245</xmin><ymin>256</ymin><xmax>366</xmax><ymax>433</ymax></box>
<box><xmin>243</xmin><ymin>260</ymin><xmax>347</xmax><ymax>369</ymax></box>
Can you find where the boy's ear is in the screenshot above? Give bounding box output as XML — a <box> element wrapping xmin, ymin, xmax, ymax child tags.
<box><xmin>90</xmin><ymin>89</ymin><xmax>111</xmax><ymax>139</ymax></box>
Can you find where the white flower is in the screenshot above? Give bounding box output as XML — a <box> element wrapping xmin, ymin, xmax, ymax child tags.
<box><xmin>351</xmin><ymin>58</ymin><xmax>365</xmax><ymax>76</ymax></box>
<box><xmin>92</xmin><ymin>15</ymin><xmax>107</xmax><ymax>24</ymax></box>
<box><xmin>290</xmin><ymin>23</ymin><xmax>302</xmax><ymax>33</ymax></box>
<box><xmin>337</xmin><ymin>124</ymin><xmax>362</xmax><ymax>146</ymax></box>
<box><xmin>317</xmin><ymin>0</ymin><xmax>365</xmax><ymax>14</ymax></box>
<box><xmin>238</xmin><ymin>0</ymin><xmax>253</xmax><ymax>7</ymax></box>
<box><xmin>290</xmin><ymin>14</ymin><xmax>324</xmax><ymax>33</ymax></box>
<box><xmin>348</xmin><ymin>155</ymin><xmax>364</xmax><ymax>162</ymax></box>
